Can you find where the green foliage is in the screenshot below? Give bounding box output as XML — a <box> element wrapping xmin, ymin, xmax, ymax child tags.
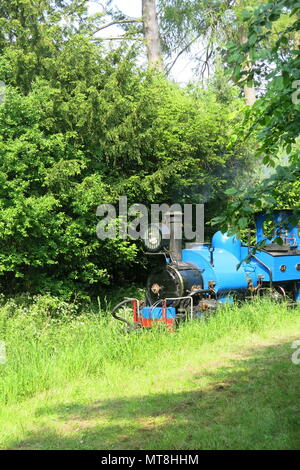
<box><xmin>226</xmin><ymin>1</ymin><xmax>300</xmax><ymax>161</ymax></box>
<box><xmin>212</xmin><ymin>163</ymin><xmax>300</xmax><ymax>236</ymax></box>
<box><xmin>214</xmin><ymin>1</ymin><xmax>300</xmax><ymax>234</ymax></box>
<box><xmin>108</xmin><ymin>75</ymin><xmax>256</xmax><ymax>206</ymax></box>
<box><xmin>158</xmin><ymin>0</ymin><xmax>267</xmax><ymax>77</ymax></box>
<box><xmin>0</xmin><ymin>1</ymin><xmax>256</xmax><ymax>295</ymax></box>
<box><xmin>0</xmin><ymin>31</ymin><xmax>142</xmax><ymax>295</ymax></box>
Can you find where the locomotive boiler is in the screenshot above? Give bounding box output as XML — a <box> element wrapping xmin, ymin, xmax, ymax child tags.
<box><xmin>112</xmin><ymin>209</ymin><xmax>300</xmax><ymax>330</ymax></box>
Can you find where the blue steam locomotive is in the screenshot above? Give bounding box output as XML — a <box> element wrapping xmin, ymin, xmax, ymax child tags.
<box><xmin>112</xmin><ymin>209</ymin><xmax>300</xmax><ymax>329</ymax></box>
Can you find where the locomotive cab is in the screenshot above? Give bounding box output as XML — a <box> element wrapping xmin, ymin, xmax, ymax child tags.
<box><xmin>255</xmin><ymin>210</ymin><xmax>300</xmax><ymax>254</ymax></box>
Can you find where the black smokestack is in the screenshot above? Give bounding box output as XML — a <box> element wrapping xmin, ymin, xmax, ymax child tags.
<box><xmin>166</xmin><ymin>211</ymin><xmax>183</xmax><ymax>263</ymax></box>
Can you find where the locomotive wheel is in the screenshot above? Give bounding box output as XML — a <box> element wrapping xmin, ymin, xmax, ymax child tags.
<box><xmin>257</xmin><ymin>286</ymin><xmax>286</xmax><ymax>302</ymax></box>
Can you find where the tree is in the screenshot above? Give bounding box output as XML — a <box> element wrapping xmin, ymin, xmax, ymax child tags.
<box><xmin>158</xmin><ymin>0</ymin><xmax>268</xmax><ymax>104</ymax></box>
<box><xmin>212</xmin><ymin>1</ymin><xmax>300</xmax><ymax>235</ymax></box>
<box><xmin>158</xmin><ymin>0</ymin><xmax>229</xmax><ymax>77</ymax></box>
<box><xmin>238</xmin><ymin>19</ymin><xmax>257</xmax><ymax>105</ymax></box>
<box><xmin>88</xmin><ymin>1</ymin><xmax>164</xmax><ymax>71</ymax></box>
<box><xmin>142</xmin><ymin>0</ymin><xmax>164</xmax><ymax>71</ymax></box>
<box><xmin>0</xmin><ymin>0</ymin><xmax>92</xmax><ymax>93</ymax></box>
<box><xmin>0</xmin><ymin>0</ymin><xmax>257</xmax><ymax>296</ymax></box>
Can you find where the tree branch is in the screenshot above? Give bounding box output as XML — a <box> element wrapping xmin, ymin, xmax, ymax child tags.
<box><xmin>93</xmin><ymin>19</ymin><xmax>143</xmax><ymax>34</ymax></box>
<box><xmin>92</xmin><ymin>36</ymin><xmax>143</xmax><ymax>41</ymax></box>
<box><xmin>166</xmin><ymin>34</ymin><xmax>202</xmax><ymax>75</ymax></box>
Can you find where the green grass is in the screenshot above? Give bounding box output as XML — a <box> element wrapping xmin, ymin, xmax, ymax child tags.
<box><xmin>0</xmin><ymin>294</ymin><xmax>300</xmax><ymax>450</ymax></box>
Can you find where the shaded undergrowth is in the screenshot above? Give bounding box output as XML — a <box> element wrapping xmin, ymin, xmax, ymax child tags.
<box><xmin>3</xmin><ymin>338</ymin><xmax>300</xmax><ymax>450</ymax></box>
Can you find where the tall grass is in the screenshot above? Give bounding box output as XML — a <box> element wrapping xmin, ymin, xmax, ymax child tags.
<box><xmin>0</xmin><ymin>293</ymin><xmax>298</xmax><ymax>406</ymax></box>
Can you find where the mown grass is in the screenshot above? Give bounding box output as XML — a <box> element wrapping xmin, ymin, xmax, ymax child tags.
<box><xmin>0</xmin><ymin>294</ymin><xmax>300</xmax><ymax>450</ymax></box>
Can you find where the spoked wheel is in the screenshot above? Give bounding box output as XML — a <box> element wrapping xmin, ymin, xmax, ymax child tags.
<box><xmin>257</xmin><ymin>286</ymin><xmax>286</xmax><ymax>302</ymax></box>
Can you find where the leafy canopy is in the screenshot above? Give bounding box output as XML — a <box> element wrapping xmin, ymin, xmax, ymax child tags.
<box><xmin>0</xmin><ymin>0</ymin><xmax>256</xmax><ymax>296</ymax></box>
<box><xmin>212</xmin><ymin>1</ymin><xmax>300</xmax><ymax>235</ymax></box>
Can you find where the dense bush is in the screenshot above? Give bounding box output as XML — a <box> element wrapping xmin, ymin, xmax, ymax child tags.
<box><xmin>0</xmin><ymin>2</ymin><xmax>256</xmax><ymax>297</ymax></box>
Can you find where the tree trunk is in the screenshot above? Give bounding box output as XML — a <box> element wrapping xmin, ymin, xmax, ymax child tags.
<box><xmin>239</xmin><ymin>25</ymin><xmax>256</xmax><ymax>106</ymax></box>
<box><xmin>142</xmin><ymin>0</ymin><xmax>164</xmax><ymax>72</ymax></box>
